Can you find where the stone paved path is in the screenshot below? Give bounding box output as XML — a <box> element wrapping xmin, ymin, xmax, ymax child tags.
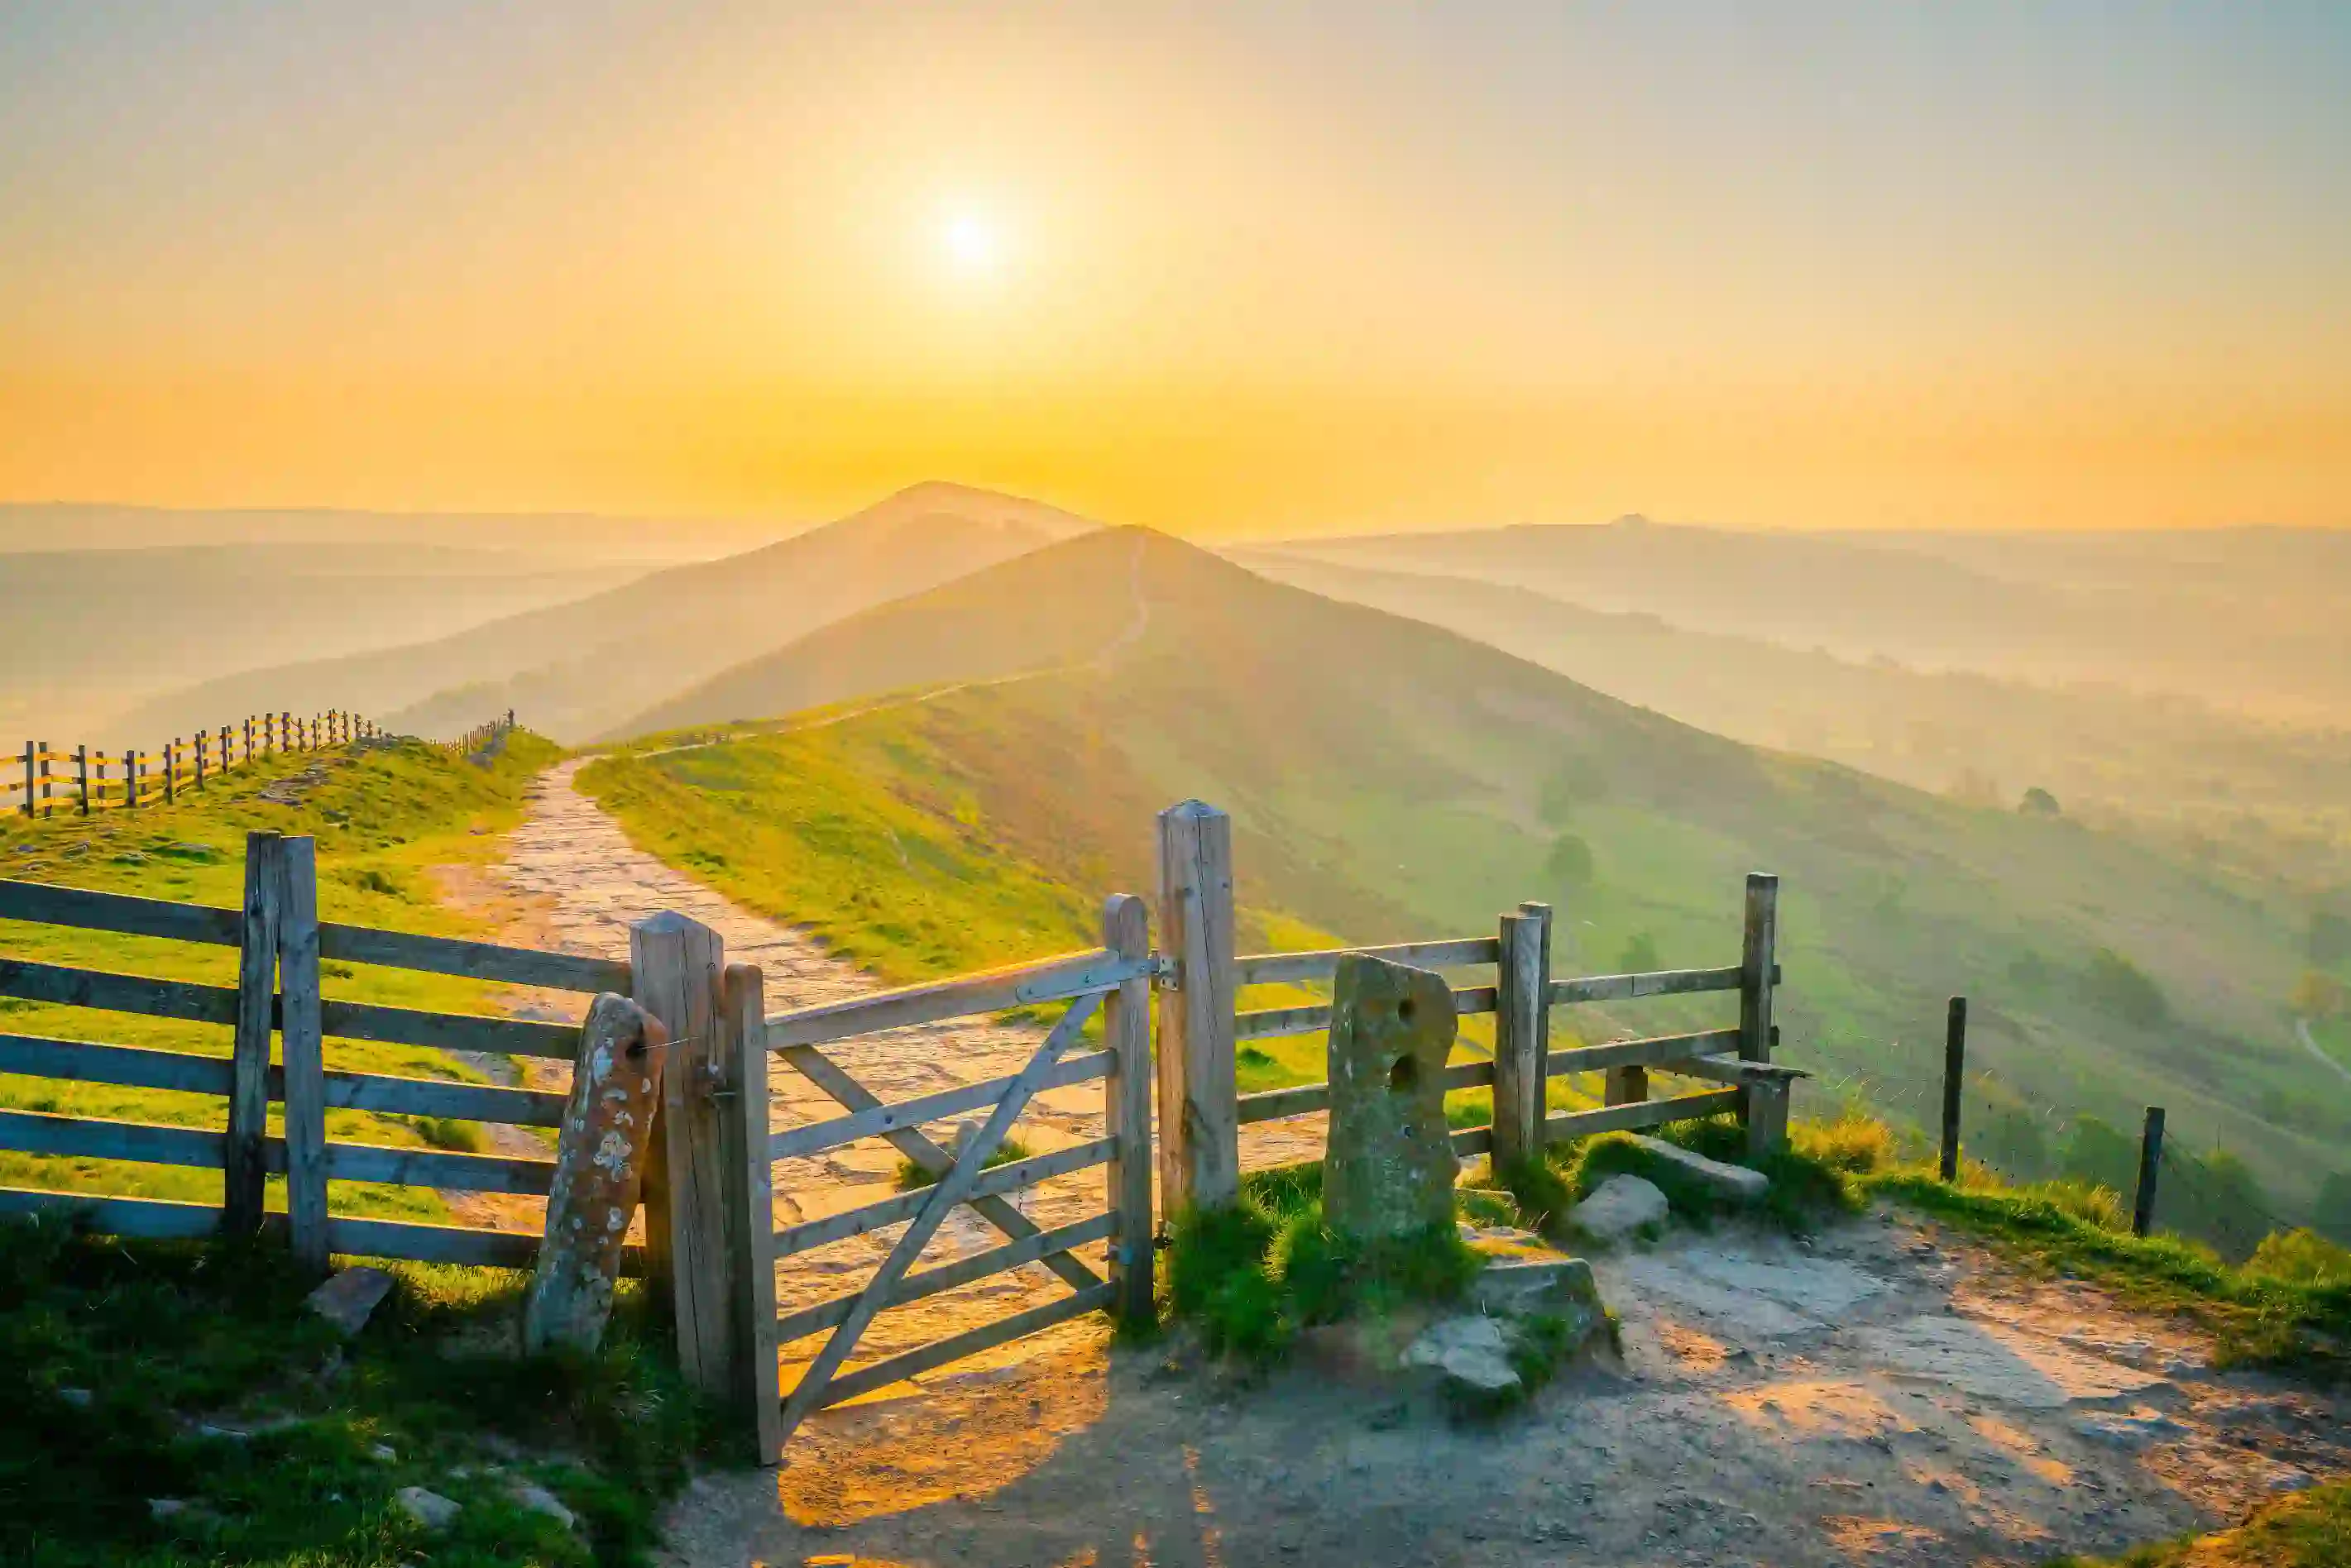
<box><xmin>462</xmin><ymin>757</ymin><xmax>1120</xmax><ymax>1381</ymax></box>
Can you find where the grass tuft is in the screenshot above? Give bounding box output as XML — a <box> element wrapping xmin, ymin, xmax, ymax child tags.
<box><xmin>2044</xmin><ymin>1479</ymin><xmax>2351</xmax><ymax>1567</ymax></box>
<box><xmin>893</xmin><ymin>1136</ymin><xmax>1032</xmax><ymax>1192</ymax></box>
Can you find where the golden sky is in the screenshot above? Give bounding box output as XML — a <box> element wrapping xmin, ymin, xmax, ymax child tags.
<box><xmin>2</xmin><ymin>4</ymin><xmax>2345</xmax><ymax>536</ymax></box>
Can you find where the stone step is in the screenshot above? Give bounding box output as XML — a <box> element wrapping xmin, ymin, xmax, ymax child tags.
<box><xmin>1626</xmin><ymin>1135</ymin><xmax>1770</xmax><ymax>1202</ymax></box>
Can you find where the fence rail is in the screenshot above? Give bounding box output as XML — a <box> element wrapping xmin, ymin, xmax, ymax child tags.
<box><xmin>8</xmin><ymin>710</ymin><xmax>379</xmax><ymax>817</ymax></box>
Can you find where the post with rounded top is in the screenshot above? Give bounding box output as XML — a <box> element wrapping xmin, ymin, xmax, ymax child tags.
<box><xmin>1156</xmin><ymin>801</ymin><xmax>1238</xmax><ymax>1214</ymax></box>
<box><xmin>1739</xmin><ymin>872</ymin><xmax>1784</xmax><ymax>1158</ymax></box>
<box><xmin>1493</xmin><ymin>901</ymin><xmax>1554</xmax><ymax>1172</ymax></box>
<box><xmin>1102</xmin><ymin>892</ymin><xmax>1156</xmax><ymax>1321</ymax></box>
<box><xmin>629</xmin><ymin>910</ymin><xmax>738</xmax><ymax>1397</ymax></box>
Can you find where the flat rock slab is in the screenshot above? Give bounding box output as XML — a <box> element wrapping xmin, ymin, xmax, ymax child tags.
<box><xmin>1626</xmin><ymin>1135</ymin><xmax>1769</xmax><ymax>1202</ymax></box>
<box><xmin>1471</xmin><ymin>1257</ymin><xmax>1598</xmax><ymax>1317</ymax></box>
<box><xmin>1571</xmin><ymin>1173</ymin><xmax>1670</xmax><ymax>1241</ymax></box>
<box><xmin>1614</xmin><ymin>1248</ymin><xmax>1884</xmax><ymax>1341</ymax></box>
<box><xmin>1854</xmin><ymin>1317</ymin><xmax>2173</xmax><ymax>1410</ymax></box>
<box><xmin>1401</xmin><ymin>1315</ymin><xmax>1520</xmax><ymax>1397</ymax></box>
<box><xmin>304</xmin><ymin>1266</ymin><xmax>395</xmax><ymax>1338</ymax></box>
<box><xmin>395</xmin><ymin>1487</ymin><xmax>462</xmax><ymax>1532</ymax></box>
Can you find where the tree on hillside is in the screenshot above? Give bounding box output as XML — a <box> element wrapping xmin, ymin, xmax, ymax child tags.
<box><xmin>2291</xmin><ymin>969</ymin><xmax>2346</xmax><ymax>1021</ymax></box>
<box><xmin>2019</xmin><ymin>786</ymin><xmax>2062</xmax><ymax>818</ymax></box>
<box><xmin>1545</xmin><ymin>832</ymin><xmax>1596</xmax><ymax>889</ymax></box>
<box><xmin>2084</xmin><ymin>948</ymin><xmax>2168</xmax><ymax>1030</ymax></box>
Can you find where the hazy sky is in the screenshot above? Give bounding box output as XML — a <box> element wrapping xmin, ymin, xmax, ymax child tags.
<box><xmin>2</xmin><ymin>2</ymin><xmax>2345</xmax><ymax>536</ymax></box>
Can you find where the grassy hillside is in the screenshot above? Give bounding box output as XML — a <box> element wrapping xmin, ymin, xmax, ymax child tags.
<box><xmin>0</xmin><ymin>729</ymin><xmax>564</xmax><ymax>1223</ymax></box>
<box><xmin>0</xmin><ymin>543</ymin><xmax>638</xmax><ymax>743</ymax></box>
<box><xmin>581</xmin><ymin>527</ymin><xmax>2349</xmax><ymax>1231</ymax></box>
<box><xmin>1236</xmin><ymin>552</ymin><xmax>2351</xmax><ymax>891</ymax></box>
<box><xmin>1254</xmin><ymin>519</ymin><xmax>2351</xmax><ymax>725</ymax></box>
<box><xmin>119</xmin><ymin>481</ymin><xmax>1093</xmax><ymax>745</ymax></box>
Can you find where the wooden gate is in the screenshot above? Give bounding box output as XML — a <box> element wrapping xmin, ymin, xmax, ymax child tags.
<box><xmin>754</xmin><ymin>894</ymin><xmax>1157</xmax><ymax>1457</ymax></box>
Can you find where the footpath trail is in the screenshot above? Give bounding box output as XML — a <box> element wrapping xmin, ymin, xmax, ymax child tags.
<box><xmin>447</xmin><ymin>761</ymin><xmax>2349</xmax><ymax>1568</ymax></box>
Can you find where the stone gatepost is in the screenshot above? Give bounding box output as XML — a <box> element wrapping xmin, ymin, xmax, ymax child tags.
<box><xmin>1324</xmin><ymin>955</ymin><xmax>1459</xmax><ymax>1239</ymax></box>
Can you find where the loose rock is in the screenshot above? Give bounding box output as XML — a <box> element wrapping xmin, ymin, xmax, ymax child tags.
<box><xmin>509</xmin><ymin>1479</ymin><xmax>576</xmax><ymax>1529</ymax></box>
<box><xmin>395</xmin><ymin>1487</ymin><xmax>462</xmax><ymax>1532</ymax></box>
<box><xmin>1401</xmin><ymin>1315</ymin><xmax>1522</xmax><ymax>1400</ymax></box>
<box><xmin>1571</xmin><ymin>1174</ymin><xmax>1670</xmax><ymax>1242</ymax></box>
<box><xmin>305</xmin><ymin>1266</ymin><xmax>395</xmax><ymax>1338</ymax></box>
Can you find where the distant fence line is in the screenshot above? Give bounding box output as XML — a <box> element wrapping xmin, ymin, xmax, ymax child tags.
<box><xmin>9</xmin><ymin>710</ymin><xmax>383</xmax><ymax>819</ymax></box>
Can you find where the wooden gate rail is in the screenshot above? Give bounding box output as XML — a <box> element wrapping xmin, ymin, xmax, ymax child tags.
<box><xmin>0</xmin><ymin>846</ymin><xmax>634</xmax><ymax>1272</ymax></box>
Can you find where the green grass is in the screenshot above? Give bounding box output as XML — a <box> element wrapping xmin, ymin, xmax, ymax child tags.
<box><xmin>2044</xmin><ymin>1480</ymin><xmax>2351</xmax><ymax>1567</ymax></box>
<box><xmin>0</xmin><ymin>1212</ymin><xmax>713</xmax><ymax>1567</ymax></box>
<box><xmin>892</xmin><ymin>1136</ymin><xmax>1032</xmax><ymax>1191</ymax></box>
<box><xmin>1163</xmin><ymin>1164</ymin><xmax>1482</xmax><ymax>1361</ymax></box>
<box><xmin>0</xmin><ymin>731</ymin><xmax>563</xmax><ymax>1220</ymax></box>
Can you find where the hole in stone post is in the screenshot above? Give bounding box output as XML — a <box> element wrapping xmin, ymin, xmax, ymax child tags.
<box><xmin>1388</xmin><ymin>1054</ymin><xmax>1417</xmax><ymax>1092</ymax></box>
<box><xmin>1397</xmin><ymin>997</ymin><xmax>1417</xmax><ymax>1025</ymax></box>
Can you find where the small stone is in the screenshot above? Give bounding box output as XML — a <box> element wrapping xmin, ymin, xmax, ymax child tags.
<box><xmin>55</xmin><ymin>1387</ymin><xmax>92</xmax><ymax>1408</ymax></box>
<box><xmin>306</xmin><ymin>1266</ymin><xmax>395</xmax><ymax>1337</ymax></box>
<box><xmin>1625</xmin><ymin>1135</ymin><xmax>1770</xmax><ymax>1202</ymax></box>
<box><xmin>370</xmin><ymin>1443</ymin><xmax>398</xmax><ymax>1463</ymax></box>
<box><xmin>1401</xmin><ymin>1315</ymin><xmax>1522</xmax><ymax>1399</ymax></box>
<box><xmin>1569</xmin><ymin>1174</ymin><xmax>1670</xmax><ymax>1241</ymax></box>
<box><xmin>149</xmin><ymin>1499</ymin><xmax>189</xmax><ymax>1522</ymax></box>
<box><xmin>508</xmin><ymin>1479</ymin><xmax>575</xmax><ymax>1529</ymax></box>
<box><xmin>395</xmin><ymin>1487</ymin><xmax>462</xmax><ymax>1531</ymax></box>
<box><xmin>2071</xmin><ymin>1408</ymin><xmax>2183</xmax><ymax>1449</ymax></box>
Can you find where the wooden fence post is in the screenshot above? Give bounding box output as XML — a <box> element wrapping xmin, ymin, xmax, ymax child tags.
<box><xmin>123</xmin><ymin>749</ymin><xmax>137</xmax><ymax>810</ymax></box>
<box><xmin>243</xmin><ymin>717</ymin><xmax>252</xmax><ymax>763</ymax></box>
<box><xmin>719</xmin><ymin>962</ymin><xmax>784</xmax><ymax>1465</ymax></box>
<box><xmin>630</xmin><ymin>911</ymin><xmax>735</xmax><ymax>1394</ymax></box>
<box><xmin>74</xmin><ymin>746</ymin><xmax>90</xmax><ymax>815</ymax></box>
<box><xmin>1156</xmin><ymin>801</ymin><xmax>1238</xmax><ymax>1215</ymax></box>
<box><xmin>1102</xmin><ymin>892</ymin><xmax>1156</xmax><ymax>1322</ymax></box>
<box><xmin>162</xmin><ymin>739</ymin><xmax>175</xmax><ymax>805</ymax></box>
<box><xmin>1737</xmin><ymin>872</ymin><xmax>1781</xmax><ymax>1153</ymax></box>
<box><xmin>1940</xmin><ymin>997</ymin><xmax>1966</xmax><ymax>1183</ymax></box>
<box><xmin>277</xmin><ymin>835</ymin><xmax>328</xmax><ymax>1269</ymax></box>
<box><xmin>1492</xmin><ymin>901</ymin><xmax>1553</xmax><ymax>1172</ymax></box>
<box><xmin>2132</xmin><ymin>1107</ymin><xmax>2165</xmax><ymax>1238</ymax></box>
<box><xmin>36</xmin><ymin>741</ymin><xmax>50</xmax><ymax>818</ymax></box>
<box><xmin>223</xmin><ymin>832</ymin><xmax>285</xmax><ymax>1236</ymax></box>
<box><xmin>17</xmin><ymin>740</ymin><xmax>29</xmax><ymax>817</ymax></box>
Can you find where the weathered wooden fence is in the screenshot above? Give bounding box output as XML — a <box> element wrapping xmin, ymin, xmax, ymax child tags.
<box><xmin>0</xmin><ymin>795</ymin><xmax>1793</xmax><ymax>1465</ymax></box>
<box><xmin>8</xmin><ymin>710</ymin><xmax>378</xmax><ymax>817</ymax></box>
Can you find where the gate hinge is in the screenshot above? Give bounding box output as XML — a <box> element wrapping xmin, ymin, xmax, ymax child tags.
<box><xmin>1150</xmin><ymin>952</ymin><xmax>1180</xmax><ymax>992</ymax></box>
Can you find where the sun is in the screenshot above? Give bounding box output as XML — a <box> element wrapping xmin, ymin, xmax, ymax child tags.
<box><xmin>941</xmin><ymin>213</ymin><xmax>1001</xmax><ymax>274</ymax></box>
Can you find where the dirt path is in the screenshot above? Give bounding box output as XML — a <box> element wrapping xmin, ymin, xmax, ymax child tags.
<box><xmin>445</xmin><ymin>762</ymin><xmax>2348</xmax><ymax>1567</ymax></box>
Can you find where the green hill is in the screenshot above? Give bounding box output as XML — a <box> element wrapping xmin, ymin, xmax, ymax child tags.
<box><xmin>582</xmin><ymin>526</ymin><xmax>2350</xmax><ymax>1226</ymax></box>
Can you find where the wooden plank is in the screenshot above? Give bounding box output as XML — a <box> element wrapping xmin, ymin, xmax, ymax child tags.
<box><xmin>631</xmin><ymin>911</ymin><xmax>728</xmax><ymax>1393</ymax></box>
<box><xmin>1451</xmin><ymin>1124</ymin><xmax>1493</xmax><ymax>1157</ymax></box>
<box><xmin>0</xmin><ymin>958</ymin><xmax>237</xmax><ymax>1025</ymax></box>
<box><xmin>1100</xmin><ymin>892</ymin><xmax>1155</xmax><ymax>1322</ymax></box>
<box><xmin>773</xmin><ymin>1212</ymin><xmax>1119</xmax><ymax>1347</ymax></box>
<box><xmin>317</xmin><ymin>922</ymin><xmax>630</xmax><ymax>994</ymax></box>
<box><xmin>0</xmin><ymin>1033</ymin><xmax>233</xmax><ymax>1097</ymax></box>
<box><xmin>226</xmin><ymin>832</ymin><xmax>281</xmax><ymax>1236</ymax></box>
<box><xmin>773</xmin><ymin>1135</ymin><xmax>1117</xmax><ymax>1258</ymax></box>
<box><xmin>719</xmin><ymin>963</ymin><xmax>784</xmax><ymax>1465</ymax></box>
<box><xmin>317</xmin><ymin>997</ymin><xmax>582</xmax><ymax>1058</ymax></box>
<box><xmin>1660</xmin><ymin>1053</ymin><xmax>1808</xmax><ymax>1088</ymax></box>
<box><xmin>768</xmin><ymin>1049</ymin><xmax>1111</xmax><ymax>1162</ymax></box>
<box><xmin>306</xmin><ymin>1068</ymin><xmax>568</xmax><ymax>1127</ymax></box>
<box><xmin>1236</xmin><ymin>1083</ymin><xmax>1329</xmax><ymax>1125</ymax></box>
<box><xmin>1741</xmin><ymin>872</ymin><xmax>1779</xmax><ymax>1067</ymax></box>
<box><xmin>0</xmin><ymin>882</ymin><xmax>237</xmax><ymax>944</ymax></box>
<box><xmin>1234</xmin><ymin>1002</ymin><xmax>1331</xmax><ymax>1041</ymax></box>
<box><xmin>1549</xmin><ymin>1029</ymin><xmax>1744</xmax><ymax>1076</ymax></box>
<box><xmin>1156</xmin><ymin>801</ymin><xmax>1238</xmax><ymax>1213</ymax></box>
<box><xmin>1439</xmin><ymin>1058</ymin><xmax>1494</xmax><ymax>1092</ymax></box>
<box><xmin>778</xmin><ymin>992</ymin><xmax>1102</xmax><ymax>1438</ymax></box>
<box><xmin>1548</xmin><ymin>966</ymin><xmax>1744</xmax><ymax>1005</ymax></box>
<box><xmin>323</xmin><ymin>1140</ymin><xmax>554</xmax><ymax>1194</ymax></box>
<box><xmin>776</xmin><ymin>1043</ymin><xmax>1104</xmax><ymax>1294</ymax></box>
<box><xmin>1544</xmin><ymin>1088</ymin><xmax>1742</xmax><ymax>1140</ymax></box>
<box><xmin>807</xmin><ymin>1282</ymin><xmax>1116</xmax><ymax>1412</ymax></box>
<box><xmin>1492</xmin><ymin>902</ymin><xmax>1550</xmax><ymax>1170</ymax></box>
<box><xmin>0</xmin><ymin>1107</ymin><xmax>224</xmax><ymax>1168</ymax></box>
<box><xmin>0</xmin><ymin>1185</ymin><xmax>223</xmax><ymax>1240</ymax></box>
<box><xmin>278</xmin><ymin>836</ymin><xmax>328</xmax><ymax>1269</ymax></box>
<box><xmin>764</xmin><ymin>948</ymin><xmax>1149</xmax><ymax>1049</ymax></box>
<box><xmin>324</xmin><ymin>1213</ymin><xmax>646</xmax><ymax>1275</ymax></box>
<box><xmin>1234</xmin><ymin>936</ymin><xmax>1500</xmax><ymax>988</ymax></box>
<box><xmin>1453</xmin><ymin>985</ymin><xmax>1498</xmax><ymax>1016</ymax></box>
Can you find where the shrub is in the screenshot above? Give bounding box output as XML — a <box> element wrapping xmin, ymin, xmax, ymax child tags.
<box><xmin>417</xmin><ymin>1116</ymin><xmax>486</xmax><ymax>1154</ymax></box>
<box><xmin>2248</xmin><ymin>1229</ymin><xmax>2351</xmax><ymax>1288</ymax></box>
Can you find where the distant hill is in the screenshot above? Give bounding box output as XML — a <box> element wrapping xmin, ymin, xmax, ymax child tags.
<box><xmin>117</xmin><ymin>482</ymin><xmax>1097</xmax><ymax>743</ymax></box>
<box><xmin>1235</xmin><ymin>552</ymin><xmax>2351</xmax><ymax>888</ymax></box>
<box><xmin>592</xmin><ymin>527</ymin><xmax>2349</xmax><ymax>1218</ymax></box>
<box><xmin>0</xmin><ymin>503</ymin><xmax>783</xmax><ymax>562</ymax></box>
<box><xmin>1243</xmin><ymin>519</ymin><xmax>2351</xmax><ymax>724</ymax></box>
<box><xmin>0</xmin><ymin>543</ymin><xmax>642</xmax><ymax>743</ymax></box>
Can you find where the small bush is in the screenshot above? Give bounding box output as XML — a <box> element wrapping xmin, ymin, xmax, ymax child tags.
<box><xmin>893</xmin><ymin>1136</ymin><xmax>1032</xmax><ymax>1192</ymax></box>
<box><xmin>417</xmin><ymin>1116</ymin><xmax>486</xmax><ymax>1154</ymax></box>
<box><xmin>2248</xmin><ymin>1229</ymin><xmax>2351</xmax><ymax>1288</ymax></box>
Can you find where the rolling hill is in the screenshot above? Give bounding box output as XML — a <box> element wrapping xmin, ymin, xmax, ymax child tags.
<box><xmin>1242</xmin><ymin>519</ymin><xmax>2351</xmax><ymax>724</ymax></box>
<box><xmin>1235</xmin><ymin>552</ymin><xmax>2351</xmax><ymax>891</ymax></box>
<box><xmin>582</xmin><ymin>525</ymin><xmax>2351</xmax><ymax>1221</ymax></box>
<box><xmin>0</xmin><ymin>543</ymin><xmax>643</xmax><ymax>743</ymax></box>
<box><xmin>116</xmin><ymin>482</ymin><xmax>1095</xmax><ymax>744</ymax></box>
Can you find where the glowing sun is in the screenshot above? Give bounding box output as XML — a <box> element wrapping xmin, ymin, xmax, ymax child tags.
<box><xmin>941</xmin><ymin>213</ymin><xmax>1002</xmax><ymax>273</ymax></box>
